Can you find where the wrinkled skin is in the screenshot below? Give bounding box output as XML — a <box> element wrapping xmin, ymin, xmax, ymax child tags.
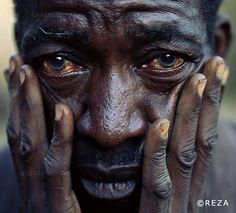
<box><xmin>5</xmin><ymin>0</ymin><xmax>232</xmax><ymax>212</ymax></box>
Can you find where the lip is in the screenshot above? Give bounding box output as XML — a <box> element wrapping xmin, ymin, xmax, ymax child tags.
<box><xmin>81</xmin><ymin>178</ymin><xmax>137</xmax><ymax>200</ymax></box>
<box><xmin>78</xmin><ymin>165</ymin><xmax>141</xmax><ymax>200</ymax></box>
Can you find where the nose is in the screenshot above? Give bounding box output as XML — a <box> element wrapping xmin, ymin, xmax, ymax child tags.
<box><xmin>77</xmin><ymin>72</ymin><xmax>146</xmax><ymax>147</ymax></box>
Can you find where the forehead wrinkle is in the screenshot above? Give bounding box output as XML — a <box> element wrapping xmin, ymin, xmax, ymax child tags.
<box><xmin>126</xmin><ymin>23</ymin><xmax>204</xmax><ymax>49</ymax></box>
<box><xmin>123</xmin><ymin>8</ymin><xmax>205</xmax><ymax>47</ymax></box>
<box><xmin>26</xmin><ymin>0</ymin><xmax>197</xmax><ymax>19</ymax></box>
<box><xmin>35</xmin><ymin>0</ymin><xmax>104</xmax><ymax>13</ymax></box>
<box><xmin>22</xmin><ymin>21</ymin><xmax>91</xmax><ymax>50</ymax></box>
<box><xmin>114</xmin><ymin>0</ymin><xmax>192</xmax><ymax>14</ymax></box>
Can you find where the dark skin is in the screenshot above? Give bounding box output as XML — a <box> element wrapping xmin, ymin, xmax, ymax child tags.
<box><xmin>5</xmin><ymin>0</ymin><xmax>232</xmax><ymax>212</ymax></box>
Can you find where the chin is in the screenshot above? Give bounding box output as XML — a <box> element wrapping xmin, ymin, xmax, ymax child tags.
<box><xmin>71</xmin><ymin>162</ymin><xmax>142</xmax><ymax>213</ymax></box>
<box><xmin>72</xmin><ymin>175</ymin><xmax>141</xmax><ymax>213</ymax></box>
<box><xmin>71</xmin><ymin>135</ymin><xmax>144</xmax><ymax>212</ymax></box>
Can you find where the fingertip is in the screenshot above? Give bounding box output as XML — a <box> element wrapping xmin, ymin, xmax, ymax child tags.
<box><xmin>216</xmin><ymin>62</ymin><xmax>225</xmax><ymax>82</ymax></box>
<box><xmin>189</xmin><ymin>73</ymin><xmax>206</xmax><ymax>85</ymax></box>
<box><xmin>19</xmin><ymin>69</ymin><xmax>26</xmax><ymax>86</ymax></box>
<box><xmin>207</xmin><ymin>56</ymin><xmax>224</xmax><ymax>68</ymax></box>
<box><xmin>159</xmin><ymin>119</ymin><xmax>170</xmax><ymax>140</ymax></box>
<box><xmin>55</xmin><ymin>104</ymin><xmax>64</xmax><ymax>121</ymax></box>
<box><xmin>222</xmin><ymin>66</ymin><xmax>230</xmax><ymax>86</ymax></box>
<box><xmin>203</xmin><ymin>56</ymin><xmax>225</xmax><ymax>77</ymax></box>
<box><xmin>150</xmin><ymin>119</ymin><xmax>170</xmax><ymax>140</ymax></box>
<box><xmin>184</xmin><ymin>74</ymin><xmax>206</xmax><ymax>96</ymax></box>
<box><xmin>20</xmin><ymin>64</ymin><xmax>34</xmax><ymax>79</ymax></box>
<box><xmin>9</xmin><ymin>54</ymin><xmax>23</xmax><ymax>72</ymax></box>
<box><xmin>55</xmin><ymin>103</ymin><xmax>73</xmax><ymax>118</ymax></box>
<box><xmin>9</xmin><ymin>57</ymin><xmax>16</xmax><ymax>75</ymax></box>
<box><xmin>197</xmin><ymin>78</ymin><xmax>207</xmax><ymax>98</ymax></box>
<box><xmin>54</xmin><ymin>103</ymin><xmax>74</xmax><ymax>131</ymax></box>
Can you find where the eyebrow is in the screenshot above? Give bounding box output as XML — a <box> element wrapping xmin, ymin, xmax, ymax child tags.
<box><xmin>22</xmin><ymin>26</ymin><xmax>91</xmax><ymax>50</ymax></box>
<box><xmin>126</xmin><ymin>23</ymin><xmax>204</xmax><ymax>50</ymax></box>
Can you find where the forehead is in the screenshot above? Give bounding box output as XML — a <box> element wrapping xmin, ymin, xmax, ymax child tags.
<box><xmin>22</xmin><ymin>0</ymin><xmax>207</xmax><ymax>56</ymax></box>
<box><xmin>27</xmin><ymin>0</ymin><xmax>203</xmax><ymax>21</ymax></box>
<box><xmin>31</xmin><ymin>0</ymin><xmax>202</xmax><ymax>11</ymax></box>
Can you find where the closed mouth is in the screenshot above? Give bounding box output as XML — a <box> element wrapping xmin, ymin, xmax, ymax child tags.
<box><xmin>79</xmin><ymin>165</ymin><xmax>141</xmax><ymax>200</ymax></box>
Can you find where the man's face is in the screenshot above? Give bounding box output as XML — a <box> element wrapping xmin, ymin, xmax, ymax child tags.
<box><xmin>19</xmin><ymin>0</ymin><xmax>212</xmax><ymax>211</ymax></box>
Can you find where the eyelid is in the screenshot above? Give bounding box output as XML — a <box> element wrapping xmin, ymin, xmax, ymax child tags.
<box><xmin>33</xmin><ymin>52</ymin><xmax>90</xmax><ymax>73</ymax></box>
<box><xmin>136</xmin><ymin>50</ymin><xmax>189</xmax><ymax>69</ymax></box>
<box><xmin>36</xmin><ymin>52</ymin><xmax>80</xmax><ymax>64</ymax></box>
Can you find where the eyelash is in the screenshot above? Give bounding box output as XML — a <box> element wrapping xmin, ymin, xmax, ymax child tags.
<box><xmin>33</xmin><ymin>53</ymin><xmax>88</xmax><ymax>76</ymax></box>
<box><xmin>32</xmin><ymin>49</ymin><xmax>195</xmax><ymax>78</ymax></box>
<box><xmin>139</xmin><ymin>50</ymin><xmax>193</xmax><ymax>65</ymax></box>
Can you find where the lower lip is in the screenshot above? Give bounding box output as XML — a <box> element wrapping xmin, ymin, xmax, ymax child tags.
<box><xmin>81</xmin><ymin>178</ymin><xmax>137</xmax><ymax>200</ymax></box>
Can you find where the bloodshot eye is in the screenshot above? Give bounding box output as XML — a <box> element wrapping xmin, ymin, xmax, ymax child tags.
<box><xmin>142</xmin><ymin>53</ymin><xmax>185</xmax><ymax>71</ymax></box>
<box><xmin>41</xmin><ymin>55</ymin><xmax>85</xmax><ymax>75</ymax></box>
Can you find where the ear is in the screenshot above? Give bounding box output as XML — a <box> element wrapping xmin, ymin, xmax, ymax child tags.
<box><xmin>213</xmin><ymin>14</ymin><xmax>232</xmax><ymax>58</ymax></box>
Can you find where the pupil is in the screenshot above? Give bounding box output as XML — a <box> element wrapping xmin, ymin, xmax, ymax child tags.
<box><xmin>48</xmin><ymin>56</ymin><xmax>66</xmax><ymax>70</ymax></box>
<box><xmin>159</xmin><ymin>54</ymin><xmax>177</xmax><ymax>68</ymax></box>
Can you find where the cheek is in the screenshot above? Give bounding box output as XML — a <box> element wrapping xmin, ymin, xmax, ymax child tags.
<box><xmin>143</xmin><ymin>82</ymin><xmax>185</xmax><ymax>122</ymax></box>
<box><xmin>39</xmin><ymin>76</ymin><xmax>88</xmax><ymax>138</ymax></box>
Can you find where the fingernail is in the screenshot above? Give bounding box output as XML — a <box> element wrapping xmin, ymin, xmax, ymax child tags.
<box><xmin>222</xmin><ymin>67</ymin><xmax>229</xmax><ymax>86</ymax></box>
<box><xmin>198</xmin><ymin>79</ymin><xmax>207</xmax><ymax>97</ymax></box>
<box><xmin>216</xmin><ymin>63</ymin><xmax>225</xmax><ymax>82</ymax></box>
<box><xmin>19</xmin><ymin>70</ymin><xmax>25</xmax><ymax>86</ymax></box>
<box><xmin>55</xmin><ymin>104</ymin><xmax>64</xmax><ymax>121</ymax></box>
<box><xmin>9</xmin><ymin>58</ymin><xmax>16</xmax><ymax>75</ymax></box>
<box><xmin>159</xmin><ymin>119</ymin><xmax>170</xmax><ymax>140</ymax></box>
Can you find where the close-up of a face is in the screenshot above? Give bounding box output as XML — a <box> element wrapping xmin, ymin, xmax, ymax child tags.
<box><xmin>5</xmin><ymin>0</ymin><xmax>232</xmax><ymax>212</ymax></box>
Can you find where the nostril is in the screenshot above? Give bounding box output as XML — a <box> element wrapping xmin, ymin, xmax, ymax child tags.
<box><xmin>76</xmin><ymin>104</ymin><xmax>147</xmax><ymax>147</ymax></box>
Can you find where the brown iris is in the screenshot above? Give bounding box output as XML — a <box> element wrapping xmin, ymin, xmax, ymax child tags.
<box><xmin>145</xmin><ymin>53</ymin><xmax>185</xmax><ymax>70</ymax></box>
<box><xmin>42</xmin><ymin>56</ymin><xmax>81</xmax><ymax>75</ymax></box>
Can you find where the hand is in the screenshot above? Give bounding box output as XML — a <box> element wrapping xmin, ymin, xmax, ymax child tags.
<box><xmin>139</xmin><ymin>57</ymin><xmax>229</xmax><ymax>213</ymax></box>
<box><xmin>5</xmin><ymin>54</ymin><xmax>81</xmax><ymax>213</ymax></box>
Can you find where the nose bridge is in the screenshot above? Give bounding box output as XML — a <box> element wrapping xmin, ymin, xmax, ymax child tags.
<box><xmin>102</xmin><ymin>72</ymin><xmax>130</xmax><ymax>126</ymax></box>
<box><xmin>79</xmin><ymin>70</ymin><xmax>145</xmax><ymax>146</ymax></box>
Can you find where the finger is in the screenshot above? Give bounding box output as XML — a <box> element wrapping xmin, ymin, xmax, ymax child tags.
<box><xmin>7</xmin><ymin>54</ymin><xmax>23</xmax><ymax>143</ymax></box>
<box><xmin>6</xmin><ymin>55</ymin><xmax>24</xmax><ymax>189</ymax></box>
<box><xmin>44</xmin><ymin>104</ymin><xmax>79</xmax><ymax>212</ymax></box>
<box><xmin>189</xmin><ymin>57</ymin><xmax>228</xmax><ymax>211</ymax></box>
<box><xmin>167</xmin><ymin>74</ymin><xmax>207</xmax><ymax>213</ymax></box>
<box><xmin>220</xmin><ymin>64</ymin><xmax>229</xmax><ymax>101</ymax></box>
<box><xmin>139</xmin><ymin>119</ymin><xmax>171</xmax><ymax>213</ymax></box>
<box><xmin>19</xmin><ymin>65</ymin><xmax>48</xmax><ymax>210</ymax></box>
<box><xmin>8</xmin><ymin>54</ymin><xmax>23</xmax><ymax>98</ymax></box>
<box><xmin>19</xmin><ymin>65</ymin><xmax>48</xmax><ymax>164</ymax></box>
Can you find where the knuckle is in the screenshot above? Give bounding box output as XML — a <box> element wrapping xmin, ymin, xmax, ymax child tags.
<box><xmin>145</xmin><ymin>148</ymin><xmax>166</xmax><ymax>162</ymax></box>
<box><xmin>153</xmin><ymin>175</ymin><xmax>172</xmax><ymax>199</ymax></box>
<box><xmin>198</xmin><ymin>129</ymin><xmax>218</xmax><ymax>153</ymax></box>
<box><xmin>44</xmin><ymin>152</ymin><xmax>62</xmax><ymax>176</ymax></box>
<box><xmin>51</xmin><ymin>135</ymin><xmax>61</xmax><ymax>146</ymax></box>
<box><xmin>176</xmin><ymin>142</ymin><xmax>197</xmax><ymax>171</ymax></box>
<box><xmin>205</xmin><ymin>87</ymin><xmax>220</xmax><ymax>105</ymax></box>
<box><xmin>143</xmin><ymin>169</ymin><xmax>172</xmax><ymax>199</ymax></box>
<box><xmin>19</xmin><ymin>132</ymin><xmax>34</xmax><ymax>158</ymax></box>
<box><xmin>6</xmin><ymin>122</ymin><xmax>19</xmax><ymax>141</ymax></box>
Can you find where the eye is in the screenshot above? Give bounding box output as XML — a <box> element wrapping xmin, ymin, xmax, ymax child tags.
<box><xmin>41</xmin><ymin>55</ymin><xmax>85</xmax><ymax>75</ymax></box>
<box><xmin>143</xmin><ymin>53</ymin><xmax>185</xmax><ymax>70</ymax></box>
